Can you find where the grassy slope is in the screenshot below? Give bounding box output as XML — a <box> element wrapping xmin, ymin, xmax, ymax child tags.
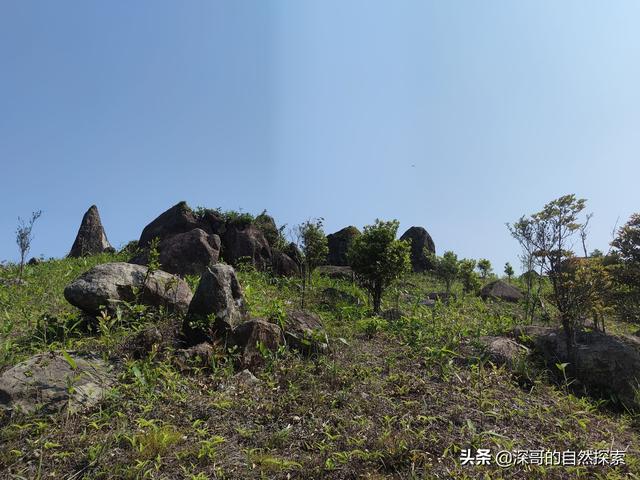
<box><xmin>0</xmin><ymin>254</ymin><xmax>638</xmax><ymax>479</ymax></box>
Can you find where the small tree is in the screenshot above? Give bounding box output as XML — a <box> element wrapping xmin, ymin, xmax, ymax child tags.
<box><xmin>348</xmin><ymin>219</ymin><xmax>410</xmax><ymax>314</ymax></box>
<box><xmin>16</xmin><ymin>210</ymin><xmax>42</xmax><ymax>280</ymax></box>
<box><xmin>296</xmin><ymin>218</ymin><xmax>328</xmax><ymax>285</ymax></box>
<box><xmin>458</xmin><ymin>258</ymin><xmax>481</xmax><ymax>294</ymax></box>
<box><xmin>508</xmin><ymin>194</ymin><xmax>589</xmax><ymax>361</ymax></box>
<box><xmin>504</xmin><ymin>262</ymin><xmax>514</xmax><ymax>282</ymax></box>
<box><xmin>477</xmin><ymin>258</ymin><xmax>492</xmax><ymax>279</ymax></box>
<box><xmin>431</xmin><ymin>251</ymin><xmax>459</xmax><ymax>295</ymax></box>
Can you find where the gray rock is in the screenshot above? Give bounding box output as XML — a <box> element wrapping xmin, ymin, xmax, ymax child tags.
<box><xmin>480</xmin><ymin>280</ymin><xmax>524</xmax><ymax>303</ymax></box>
<box><xmin>478</xmin><ymin>336</ymin><xmax>529</xmax><ymax>366</ymax></box>
<box><xmin>284</xmin><ymin>242</ymin><xmax>303</xmax><ymax>267</ymax></box>
<box><xmin>0</xmin><ymin>352</ymin><xmax>115</xmax><ymax>414</ymax></box>
<box><xmin>184</xmin><ymin>264</ymin><xmax>248</xmax><ymax>343</ymax></box>
<box><xmin>327</xmin><ymin>226</ymin><xmax>361</xmax><ymax>266</ymax></box>
<box><xmin>399</xmin><ymin>226</ymin><xmax>436</xmax><ymax>272</ymax></box>
<box><xmin>174</xmin><ymin>343</ymin><xmax>215</xmax><ymax>370</ymax></box>
<box><xmin>222</xmin><ymin>222</ymin><xmax>272</xmax><ymax>270</ymax></box>
<box><xmin>514</xmin><ymin>325</ymin><xmax>640</xmax><ymax>410</ymax></box>
<box><xmin>131</xmin><ymin>228</ymin><xmax>221</xmax><ymax>277</ymax></box>
<box><xmin>64</xmin><ymin>262</ymin><xmax>193</xmax><ymax>315</ymax></box>
<box><xmin>232</xmin><ymin>319</ymin><xmax>284</xmax><ymax>370</ymax></box>
<box><xmin>271</xmin><ymin>250</ymin><xmax>300</xmax><ymax>277</ymax></box>
<box><xmin>68</xmin><ymin>205</ymin><xmax>114</xmax><ymax>258</ymax></box>
<box><xmin>284</xmin><ymin>310</ymin><xmax>328</xmax><ymax>354</ymax></box>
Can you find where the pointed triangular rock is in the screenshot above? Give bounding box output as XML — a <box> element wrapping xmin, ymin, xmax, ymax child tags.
<box><xmin>68</xmin><ymin>205</ymin><xmax>113</xmax><ymax>257</ymax></box>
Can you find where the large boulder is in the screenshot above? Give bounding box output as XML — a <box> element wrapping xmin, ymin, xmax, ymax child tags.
<box><xmin>131</xmin><ymin>228</ymin><xmax>221</xmax><ymax>277</ymax></box>
<box><xmin>399</xmin><ymin>226</ymin><xmax>436</xmax><ymax>272</ymax></box>
<box><xmin>327</xmin><ymin>226</ymin><xmax>361</xmax><ymax>266</ymax></box>
<box><xmin>480</xmin><ymin>280</ymin><xmax>524</xmax><ymax>302</ymax></box>
<box><xmin>271</xmin><ymin>250</ymin><xmax>300</xmax><ymax>277</ymax></box>
<box><xmin>284</xmin><ymin>310</ymin><xmax>328</xmax><ymax>354</ymax></box>
<box><xmin>222</xmin><ymin>222</ymin><xmax>272</xmax><ymax>269</ymax></box>
<box><xmin>68</xmin><ymin>205</ymin><xmax>114</xmax><ymax>258</ymax></box>
<box><xmin>64</xmin><ymin>262</ymin><xmax>193</xmax><ymax>315</ymax></box>
<box><xmin>138</xmin><ymin>201</ymin><xmax>202</xmax><ymax>248</ymax></box>
<box><xmin>232</xmin><ymin>319</ymin><xmax>284</xmax><ymax>370</ymax></box>
<box><xmin>514</xmin><ymin>326</ymin><xmax>640</xmax><ymax>410</ymax></box>
<box><xmin>0</xmin><ymin>352</ymin><xmax>115</xmax><ymax>414</ymax></box>
<box><xmin>284</xmin><ymin>242</ymin><xmax>303</xmax><ymax>267</ymax></box>
<box><xmin>197</xmin><ymin>209</ymin><xmax>226</xmax><ymax>237</ymax></box>
<box><xmin>184</xmin><ymin>264</ymin><xmax>248</xmax><ymax>343</ymax></box>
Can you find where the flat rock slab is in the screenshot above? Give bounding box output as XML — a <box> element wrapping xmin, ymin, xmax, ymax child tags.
<box><xmin>0</xmin><ymin>352</ymin><xmax>116</xmax><ymax>414</ymax></box>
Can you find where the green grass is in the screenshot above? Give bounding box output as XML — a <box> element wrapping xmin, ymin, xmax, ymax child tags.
<box><xmin>0</xmin><ymin>255</ymin><xmax>638</xmax><ymax>478</ymax></box>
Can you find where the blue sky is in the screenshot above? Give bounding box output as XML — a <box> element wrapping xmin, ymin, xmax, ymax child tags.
<box><xmin>1</xmin><ymin>1</ymin><xmax>639</xmax><ymax>272</ymax></box>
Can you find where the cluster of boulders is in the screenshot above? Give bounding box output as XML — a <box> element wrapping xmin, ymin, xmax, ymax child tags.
<box><xmin>128</xmin><ymin>202</ymin><xmax>301</xmax><ymax>278</ymax></box>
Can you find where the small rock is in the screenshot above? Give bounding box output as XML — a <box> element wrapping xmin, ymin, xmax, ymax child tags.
<box><xmin>232</xmin><ymin>319</ymin><xmax>284</xmax><ymax>370</ymax></box>
<box><xmin>477</xmin><ymin>336</ymin><xmax>529</xmax><ymax>366</ymax></box>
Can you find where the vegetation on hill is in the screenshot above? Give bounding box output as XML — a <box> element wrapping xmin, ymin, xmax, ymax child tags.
<box><xmin>1</xmin><ymin>244</ymin><xmax>639</xmax><ymax>478</ymax></box>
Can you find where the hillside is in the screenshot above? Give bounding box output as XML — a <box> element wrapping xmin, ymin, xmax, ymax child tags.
<box><xmin>0</xmin><ymin>251</ymin><xmax>638</xmax><ymax>479</ymax></box>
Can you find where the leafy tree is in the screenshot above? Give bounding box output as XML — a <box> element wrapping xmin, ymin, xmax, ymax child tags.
<box><xmin>610</xmin><ymin>213</ymin><xmax>640</xmax><ymax>321</ymax></box>
<box><xmin>508</xmin><ymin>194</ymin><xmax>589</xmax><ymax>360</ymax></box>
<box><xmin>458</xmin><ymin>258</ymin><xmax>481</xmax><ymax>294</ymax></box>
<box><xmin>430</xmin><ymin>251</ymin><xmax>459</xmax><ymax>295</ymax></box>
<box><xmin>16</xmin><ymin>210</ymin><xmax>42</xmax><ymax>281</ymax></box>
<box><xmin>348</xmin><ymin>219</ymin><xmax>410</xmax><ymax>314</ymax></box>
<box><xmin>504</xmin><ymin>262</ymin><xmax>514</xmax><ymax>282</ymax></box>
<box><xmin>477</xmin><ymin>258</ymin><xmax>492</xmax><ymax>279</ymax></box>
<box><xmin>296</xmin><ymin>218</ymin><xmax>328</xmax><ymax>285</ymax></box>
<box><xmin>507</xmin><ymin>217</ymin><xmax>544</xmax><ymax>323</ymax></box>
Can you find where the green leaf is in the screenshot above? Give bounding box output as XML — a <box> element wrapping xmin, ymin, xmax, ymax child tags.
<box><xmin>61</xmin><ymin>350</ymin><xmax>77</xmax><ymax>370</ymax></box>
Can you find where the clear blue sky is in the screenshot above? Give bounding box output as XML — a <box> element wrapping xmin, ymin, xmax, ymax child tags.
<box><xmin>1</xmin><ymin>1</ymin><xmax>639</xmax><ymax>272</ymax></box>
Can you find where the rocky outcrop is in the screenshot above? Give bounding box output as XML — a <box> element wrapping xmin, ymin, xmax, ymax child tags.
<box><xmin>222</xmin><ymin>222</ymin><xmax>272</xmax><ymax>269</ymax></box>
<box><xmin>399</xmin><ymin>226</ymin><xmax>436</xmax><ymax>272</ymax></box>
<box><xmin>232</xmin><ymin>319</ymin><xmax>284</xmax><ymax>370</ymax></box>
<box><xmin>480</xmin><ymin>280</ymin><xmax>524</xmax><ymax>303</ymax></box>
<box><xmin>514</xmin><ymin>325</ymin><xmax>640</xmax><ymax>410</ymax></box>
<box><xmin>327</xmin><ymin>226</ymin><xmax>361</xmax><ymax>266</ymax></box>
<box><xmin>138</xmin><ymin>201</ymin><xmax>202</xmax><ymax>248</ymax></box>
<box><xmin>184</xmin><ymin>264</ymin><xmax>248</xmax><ymax>343</ymax></box>
<box><xmin>64</xmin><ymin>262</ymin><xmax>192</xmax><ymax>315</ymax></box>
<box><xmin>284</xmin><ymin>242</ymin><xmax>303</xmax><ymax>267</ymax></box>
<box><xmin>68</xmin><ymin>205</ymin><xmax>114</xmax><ymax>258</ymax></box>
<box><xmin>131</xmin><ymin>228</ymin><xmax>221</xmax><ymax>277</ymax></box>
<box><xmin>0</xmin><ymin>352</ymin><xmax>115</xmax><ymax>414</ymax></box>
